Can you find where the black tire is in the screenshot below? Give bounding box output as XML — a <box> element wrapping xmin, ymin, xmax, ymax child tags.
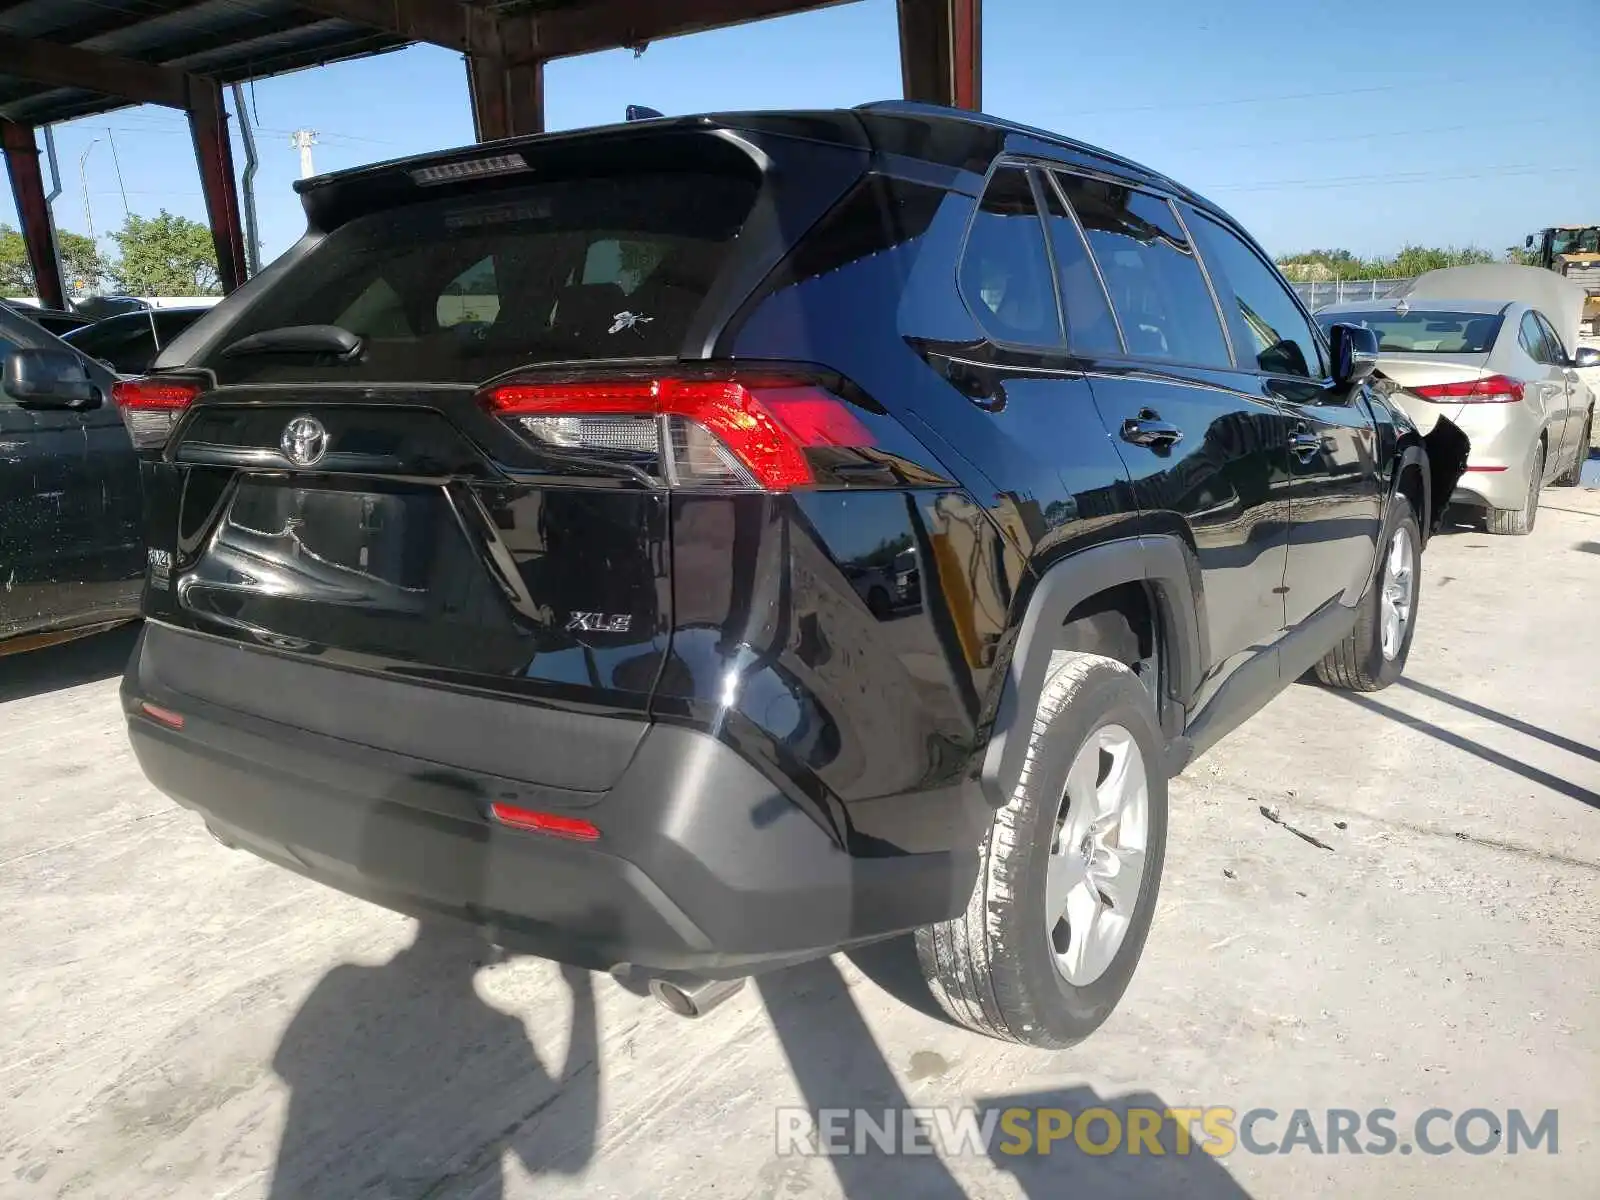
<box><xmin>866</xmin><ymin>586</ymin><xmax>893</xmax><ymax>619</ymax></box>
<box><xmin>1552</xmin><ymin>413</ymin><xmax>1591</xmax><ymax>486</ymax></box>
<box><xmin>1486</xmin><ymin>441</ymin><xmax>1543</xmax><ymax>535</ymax></box>
<box><xmin>915</xmin><ymin>653</ymin><xmax>1168</xmax><ymax>1049</ymax></box>
<box><xmin>1314</xmin><ymin>501</ymin><xmax>1421</xmax><ymax>692</ymax></box>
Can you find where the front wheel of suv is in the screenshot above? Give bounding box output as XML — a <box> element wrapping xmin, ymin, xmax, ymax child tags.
<box><xmin>916</xmin><ymin>653</ymin><xmax>1168</xmax><ymax>1049</ymax></box>
<box><xmin>1314</xmin><ymin>501</ymin><xmax>1421</xmax><ymax>692</ymax></box>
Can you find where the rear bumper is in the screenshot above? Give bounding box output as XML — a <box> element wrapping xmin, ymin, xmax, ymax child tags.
<box><xmin>123</xmin><ymin>623</ymin><xmax>981</xmax><ymax>976</ymax></box>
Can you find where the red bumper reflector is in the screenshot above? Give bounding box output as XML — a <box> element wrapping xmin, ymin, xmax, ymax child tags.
<box><xmin>490</xmin><ymin>803</ymin><xmax>600</xmax><ymax>842</ymax></box>
<box><xmin>139</xmin><ymin>701</ymin><xmax>185</xmax><ymax>729</ymax></box>
<box><xmin>1463</xmin><ymin>465</ymin><xmax>1507</xmax><ymax>473</ymax></box>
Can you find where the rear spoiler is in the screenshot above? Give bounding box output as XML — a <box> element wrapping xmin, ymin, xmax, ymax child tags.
<box><xmin>293</xmin><ymin>113</ymin><xmax>875</xmax><ymax>235</ymax></box>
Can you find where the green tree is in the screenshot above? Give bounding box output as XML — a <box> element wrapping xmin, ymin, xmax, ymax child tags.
<box><xmin>1276</xmin><ymin>245</ymin><xmax>1497</xmax><ymax>281</ymax></box>
<box><xmin>0</xmin><ymin>223</ymin><xmax>106</xmax><ymax>296</ymax></box>
<box><xmin>108</xmin><ymin>210</ymin><xmax>220</xmax><ymax>296</ymax></box>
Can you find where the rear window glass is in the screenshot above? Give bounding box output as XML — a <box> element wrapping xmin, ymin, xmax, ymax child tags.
<box><xmin>201</xmin><ymin>172</ymin><xmax>758</xmax><ymax>384</ymax></box>
<box><xmin>1314</xmin><ymin>310</ymin><xmax>1503</xmax><ymax>354</ymax></box>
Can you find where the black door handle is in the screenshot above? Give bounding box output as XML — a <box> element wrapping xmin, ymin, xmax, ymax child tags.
<box><xmin>1289</xmin><ymin>429</ymin><xmax>1322</xmax><ymax>460</ymax></box>
<box><xmin>1121</xmin><ymin>415</ymin><xmax>1184</xmax><ymax>448</ymax></box>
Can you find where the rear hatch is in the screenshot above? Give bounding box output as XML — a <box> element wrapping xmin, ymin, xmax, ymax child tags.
<box><xmin>129</xmin><ymin>123</ymin><xmax>871</xmax><ymax>721</ymax></box>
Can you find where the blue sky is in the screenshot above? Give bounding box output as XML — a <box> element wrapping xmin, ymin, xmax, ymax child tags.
<box><xmin>3</xmin><ymin>0</ymin><xmax>1591</xmax><ymax>274</ymax></box>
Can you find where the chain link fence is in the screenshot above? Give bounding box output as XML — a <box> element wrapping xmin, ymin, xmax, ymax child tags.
<box><xmin>1290</xmin><ymin>278</ymin><xmax>1415</xmax><ymax>312</ymax></box>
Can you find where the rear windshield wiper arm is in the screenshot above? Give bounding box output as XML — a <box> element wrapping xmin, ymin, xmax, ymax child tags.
<box><xmin>220</xmin><ymin>324</ymin><xmax>364</xmax><ymax>360</ymax></box>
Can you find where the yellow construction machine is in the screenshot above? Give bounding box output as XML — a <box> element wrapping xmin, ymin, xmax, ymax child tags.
<box><xmin>1526</xmin><ymin>226</ymin><xmax>1600</xmax><ymax>336</ymax></box>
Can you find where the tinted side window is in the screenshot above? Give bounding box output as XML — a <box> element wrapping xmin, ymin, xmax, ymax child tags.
<box><xmin>1186</xmin><ymin>209</ymin><xmax>1325</xmax><ymax>378</ymax></box>
<box><xmin>1533</xmin><ymin>310</ymin><xmax>1568</xmax><ymax>363</ymax></box>
<box><xmin>1518</xmin><ymin>311</ymin><xmax>1553</xmax><ymax>364</ymax></box>
<box><xmin>1038</xmin><ymin>174</ymin><xmax>1122</xmax><ymax>356</ymax></box>
<box><xmin>1057</xmin><ymin>175</ymin><xmax>1229</xmax><ymax>367</ymax></box>
<box><xmin>959</xmin><ymin>167</ymin><xmax>1063</xmax><ymax>348</ymax></box>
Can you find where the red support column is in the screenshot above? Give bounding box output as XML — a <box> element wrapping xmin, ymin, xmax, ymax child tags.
<box><xmin>896</xmin><ymin>0</ymin><xmax>982</xmax><ymax>111</ymax></box>
<box><xmin>466</xmin><ymin>53</ymin><xmax>545</xmax><ymax>141</ymax></box>
<box><xmin>186</xmin><ymin>80</ymin><xmax>247</xmax><ymax>294</ymax></box>
<box><xmin>951</xmin><ymin>0</ymin><xmax>981</xmax><ymax>111</ymax></box>
<box><xmin>1</xmin><ymin>119</ymin><xmax>66</xmax><ymax>310</ymax></box>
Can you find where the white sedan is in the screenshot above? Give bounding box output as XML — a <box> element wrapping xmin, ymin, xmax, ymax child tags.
<box><xmin>1317</xmin><ymin>296</ymin><xmax>1596</xmax><ymax>535</ymax></box>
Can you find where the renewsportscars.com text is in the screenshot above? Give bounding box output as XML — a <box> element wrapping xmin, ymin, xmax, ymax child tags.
<box><xmin>775</xmin><ymin>1106</ymin><xmax>1559</xmax><ymax>1158</ymax></box>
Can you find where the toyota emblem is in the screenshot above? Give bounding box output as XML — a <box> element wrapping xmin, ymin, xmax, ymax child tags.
<box><xmin>281</xmin><ymin>415</ymin><xmax>328</xmax><ymax>467</ymax></box>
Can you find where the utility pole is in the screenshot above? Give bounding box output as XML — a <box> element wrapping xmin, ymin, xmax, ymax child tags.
<box><xmin>79</xmin><ymin>138</ymin><xmax>99</xmax><ymax>243</ymax></box>
<box><xmin>290</xmin><ymin>129</ymin><xmax>318</xmax><ymax>180</ymax></box>
<box><xmin>232</xmin><ymin>84</ymin><xmax>261</xmax><ymax>278</ymax></box>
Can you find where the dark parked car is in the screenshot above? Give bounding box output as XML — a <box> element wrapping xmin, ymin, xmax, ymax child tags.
<box><xmin>0</xmin><ymin>301</ymin><xmax>142</xmax><ymax>650</ymax></box>
<box><xmin>72</xmin><ymin>294</ymin><xmax>151</xmax><ymax>322</ymax></box>
<box><xmin>2</xmin><ymin>301</ymin><xmax>90</xmax><ymax>338</ymax></box>
<box><xmin>64</xmin><ymin>307</ymin><xmax>211</xmax><ymax>376</ymax></box>
<box><xmin>81</xmin><ymin>104</ymin><xmax>1464</xmax><ymax>1046</ymax></box>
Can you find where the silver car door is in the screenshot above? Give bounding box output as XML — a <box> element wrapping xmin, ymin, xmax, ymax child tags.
<box><xmin>1533</xmin><ymin>309</ymin><xmax>1579</xmax><ymax>472</ymax></box>
<box><xmin>1516</xmin><ymin>310</ymin><xmax>1566</xmax><ymax>477</ymax></box>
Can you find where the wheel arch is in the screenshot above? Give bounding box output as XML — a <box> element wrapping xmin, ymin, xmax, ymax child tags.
<box><xmin>979</xmin><ymin>536</ymin><xmax>1205</xmax><ymax>809</ymax></box>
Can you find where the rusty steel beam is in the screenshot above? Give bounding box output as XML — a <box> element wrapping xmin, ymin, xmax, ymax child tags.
<box><xmin>293</xmin><ymin>0</ymin><xmax>501</xmax><ymax>54</ymax></box>
<box><xmin>187</xmin><ymin>82</ymin><xmax>248</xmax><ymax>295</ymax></box>
<box><xmin>466</xmin><ymin>54</ymin><xmax>545</xmax><ymax>141</ymax></box>
<box><xmin>0</xmin><ymin>32</ymin><xmax>189</xmax><ymax>110</ymax></box>
<box><xmin>0</xmin><ymin>119</ymin><xmax>66</xmax><ymax>311</ymax></box>
<box><xmin>897</xmin><ymin>0</ymin><xmax>982</xmax><ymax>111</ymax></box>
<box><xmin>520</xmin><ymin>0</ymin><xmax>858</xmax><ymax>60</ymax></box>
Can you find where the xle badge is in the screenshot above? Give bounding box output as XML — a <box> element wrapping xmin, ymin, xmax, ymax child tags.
<box><xmin>566</xmin><ymin>612</ymin><xmax>633</xmax><ymax>633</ymax></box>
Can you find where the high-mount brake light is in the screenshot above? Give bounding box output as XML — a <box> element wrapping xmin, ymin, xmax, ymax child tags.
<box><xmin>111</xmin><ymin>377</ymin><xmax>203</xmax><ymax>449</ymax></box>
<box><xmin>409</xmin><ymin>154</ymin><xmax>529</xmax><ymax>186</ymax></box>
<box><xmin>481</xmin><ymin>377</ymin><xmax>875</xmax><ymax>491</ymax></box>
<box><xmin>1411</xmin><ymin>375</ymin><xmax>1525</xmax><ymax>404</ymax></box>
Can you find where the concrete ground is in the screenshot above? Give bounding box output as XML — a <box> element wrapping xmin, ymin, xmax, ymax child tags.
<box><xmin>3</xmin><ymin>493</ymin><xmax>1598</xmax><ymax>1200</ymax></box>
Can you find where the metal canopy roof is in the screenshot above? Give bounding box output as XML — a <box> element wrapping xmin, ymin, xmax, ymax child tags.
<box><xmin>0</xmin><ymin>0</ymin><xmax>416</xmax><ymax>125</ymax></box>
<box><xmin>0</xmin><ymin>0</ymin><xmax>857</xmax><ymax>127</ymax></box>
<box><xmin>1</xmin><ymin>0</ymin><xmax>976</xmax><ymax>309</ymax></box>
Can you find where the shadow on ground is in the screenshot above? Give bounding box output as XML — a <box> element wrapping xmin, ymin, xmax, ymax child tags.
<box><xmin>0</xmin><ymin>622</ymin><xmax>139</xmax><ymax>704</ymax></box>
<box><xmin>760</xmin><ymin>957</ymin><xmax>1253</xmax><ymax>1199</ymax></box>
<box><xmin>268</xmin><ymin>923</ymin><xmax>599</xmax><ymax>1200</ymax></box>
<box><xmin>1334</xmin><ymin>688</ymin><xmax>1600</xmax><ymax>811</ymax></box>
<box><xmin>266</xmin><ymin>770</ymin><xmax>603</xmax><ymax>1199</ymax></box>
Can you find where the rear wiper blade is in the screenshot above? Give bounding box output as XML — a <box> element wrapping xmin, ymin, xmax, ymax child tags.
<box><xmin>221</xmin><ymin>324</ymin><xmax>363</xmax><ymax>360</ymax></box>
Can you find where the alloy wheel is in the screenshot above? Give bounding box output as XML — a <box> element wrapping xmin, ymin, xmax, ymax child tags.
<box><xmin>1046</xmin><ymin>723</ymin><xmax>1150</xmax><ymax>986</ymax></box>
<box><xmin>1379</xmin><ymin>526</ymin><xmax>1415</xmax><ymax>661</ymax></box>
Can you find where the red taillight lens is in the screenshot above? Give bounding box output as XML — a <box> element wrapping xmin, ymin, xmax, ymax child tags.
<box><xmin>489</xmin><ymin>803</ymin><xmax>600</xmax><ymax>842</ymax></box>
<box><xmin>112</xmin><ymin>377</ymin><xmax>203</xmax><ymax>449</ymax></box>
<box><xmin>481</xmin><ymin>377</ymin><xmax>874</xmax><ymax>491</ymax></box>
<box><xmin>1411</xmin><ymin>375</ymin><xmax>1525</xmax><ymax>404</ymax></box>
<box><xmin>138</xmin><ymin>700</ymin><xmax>185</xmax><ymax>730</ymax></box>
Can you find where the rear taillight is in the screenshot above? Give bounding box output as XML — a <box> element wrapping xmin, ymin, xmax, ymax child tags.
<box><xmin>489</xmin><ymin>803</ymin><xmax>600</xmax><ymax>842</ymax></box>
<box><xmin>111</xmin><ymin>377</ymin><xmax>202</xmax><ymax>448</ymax></box>
<box><xmin>1411</xmin><ymin>375</ymin><xmax>1525</xmax><ymax>404</ymax></box>
<box><xmin>481</xmin><ymin>377</ymin><xmax>875</xmax><ymax>491</ymax></box>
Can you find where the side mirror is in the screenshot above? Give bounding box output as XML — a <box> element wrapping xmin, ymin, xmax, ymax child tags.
<box><xmin>1525</xmin><ymin>235</ymin><xmax>1535</xmax><ymax>249</ymax></box>
<box><xmin>1328</xmin><ymin>322</ymin><xmax>1380</xmax><ymax>386</ymax></box>
<box><xmin>2</xmin><ymin>347</ymin><xmax>103</xmax><ymax>410</ymax></box>
<box><xmin>1572</xmin><ymin>346</ymin><xmax>1600</xmax><ymax>369</ymax></box>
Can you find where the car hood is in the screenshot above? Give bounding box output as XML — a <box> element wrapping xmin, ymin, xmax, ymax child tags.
<box><xmin>1394</xmin><ymin>265</ymin><xmax>1586</xmax><ymax>350</ymax></box>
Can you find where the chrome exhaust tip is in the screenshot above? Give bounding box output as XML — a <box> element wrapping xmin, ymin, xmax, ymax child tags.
<box><xmin>648</xmin><ymin>975</ymin><xmax>747</xmax><ymax>1018</ymax></box>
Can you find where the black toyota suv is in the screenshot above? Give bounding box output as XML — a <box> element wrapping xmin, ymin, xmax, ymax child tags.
<box><xmin>64</xmin><ymin>103</ymin><xmax>1464</xmax><ymax>1048</ymax></box>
